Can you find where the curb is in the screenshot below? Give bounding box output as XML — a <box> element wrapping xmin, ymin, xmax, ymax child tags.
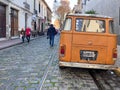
<box><xmin>0</xmin><ymin>42</ymin><xmax>22</xmax><ymax>50</ymax></box>
<box><xmin>0</xmin><ymin>37</ymin><xmax>40</xmax><ymax>50</ymax></box>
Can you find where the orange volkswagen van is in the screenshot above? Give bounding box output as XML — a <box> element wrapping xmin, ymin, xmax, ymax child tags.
<box><xmin>59</xmin><ymin>14</ymin><xmax>117</xmax><ymax>70</ymax></box>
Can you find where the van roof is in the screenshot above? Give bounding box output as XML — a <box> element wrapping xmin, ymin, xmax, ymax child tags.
<box><xmin>67</xmin><ymin>13</ymin><xmax>113</xmax><ymax>19</ymax></box>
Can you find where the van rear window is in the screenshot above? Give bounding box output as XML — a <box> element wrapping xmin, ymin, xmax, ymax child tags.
<box><xmin>76</xmin><ymin>19</ymin><xmax>105</xmax><ymax>33</ymax></box>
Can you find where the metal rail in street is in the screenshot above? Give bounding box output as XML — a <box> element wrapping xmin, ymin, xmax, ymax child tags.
<box><xmin>38</xmin><ymin>46</ymin><xmax>58</xmax><ymax>90</ymax></box>
<box><xmin>89</xmin><ymin>70</ymin><xmax>120</xmax><ymax>90</ymax></box>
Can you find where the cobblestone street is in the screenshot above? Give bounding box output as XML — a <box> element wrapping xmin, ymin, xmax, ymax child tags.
<box><xmin>1</xmin><ymin>0</ymin><xmax>120</xmax><ymax>90</ymax></box>
<box><xmin>0</xmin><ymin>35</ymin><xmax>120</xmax><ymax>90</ymax></box>
<box><xmin>42</xmin><ymin>59</ymin><xmax>98</xmax><ymax>90</ymax></box>
<box><xmin>0</xmin><ymin>35</ymin><xmax>59</xmax><ymax>90</ymax></box>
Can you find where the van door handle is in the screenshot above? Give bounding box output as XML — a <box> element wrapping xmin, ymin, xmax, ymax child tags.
<box><xmin>88</xmin><ymin>41</ymin><xmax>92</xmax><ymax>45</ymax></box>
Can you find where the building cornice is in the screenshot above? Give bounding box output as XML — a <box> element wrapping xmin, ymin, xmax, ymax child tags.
<box><xmin>6</xmin><ymin>0</ymin><xmax>33</xmax><ymax>14</ymax></box>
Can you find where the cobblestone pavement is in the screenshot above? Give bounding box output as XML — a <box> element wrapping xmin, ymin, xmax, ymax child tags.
<box><xmin>42</xmin><ymin>55</ymin><xmax>98</xmax><ymax>90</ymax></box>
<box><xmin>41</xmin><ymin>48</ymin><xmax>120</xmax><ymax>90</ymax></box>
<box><xmin>0</xmin><ymin>35</ymin><xmax>58</xmax><ymax>90</ymax></box>
<box><xmin>0</xmin><ymin>35</ymin><xmax>120</xmax><ymax>90</ymax></box>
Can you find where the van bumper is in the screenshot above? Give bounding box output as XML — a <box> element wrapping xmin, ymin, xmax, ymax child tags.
<box><xmin>59</xmin><ymin>61</ymin><xmax>118</xmax><ymax>70</ymax></box>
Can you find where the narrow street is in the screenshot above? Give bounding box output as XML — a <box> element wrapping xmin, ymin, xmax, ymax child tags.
<box><xmin>0</xmin><ymin>35</ymin><xmax>59</xmax><ymax>90</ymax></box>
<box><xmin>0</xmin><ymin>0</ymin><xmax>120</xmax><ymax>90</ymax></box>
<box><xmin>0</xmin><ymin>35</ymin><xmax>120</xmax><ymax>90</ymax></box>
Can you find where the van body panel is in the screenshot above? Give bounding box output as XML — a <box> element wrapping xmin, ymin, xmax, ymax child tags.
<box><xmin>71</xmin><ymin>45</ymin><xmax>107</xmax><ymax>64</ymax></box>
<box><xmin>106</xmin><ymin>35</ymin><xmax>117</xmax><ymax>64</ymax></box>
<box><xmin>72</xmin><ymin>33</ymin><xmax>108</xmax><ymax>46</ymax></box>
<box><xmin>59</xmin><ymin>14</ymin><xmax>117</xmax><ymax>69</ymax></box>
<box><xmin>59</xmin><ymin>31</ymin><xmax>72</xmax><ymax>62</ymax></box>
<box><xmin>71</xmin><ymin>33</ymin><xmax>117</xmax><ymax>65</ymax></box>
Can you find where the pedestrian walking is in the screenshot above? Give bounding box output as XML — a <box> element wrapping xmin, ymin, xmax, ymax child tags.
<box><xmin>25</xmin><ymin>27</ymin><xmax>31</xmax><ymax>43</ymax></box>
<box><xmin>20</xmin><ymin>28</ymin><xmax>25</xmax><ymax>43</ymax></box>
<box><xmin>47</xmin><ymin>24</ymin><xmax>57</xmax><ymax>47</ymax></box>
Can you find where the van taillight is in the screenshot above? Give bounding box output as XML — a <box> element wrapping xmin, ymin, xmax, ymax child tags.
<box><xmin>113</xmin><ymin>53</ymin><xmax>117</xmax><ymax>58</ymax></box>
<box><xmin>113</xmin><ymin>49</ymin><xmax>117</xmax><ymax>60</ymax></box>
<box><xmin>60</xmin><ymin>45</ymin><xmax>65</xmax><ymax>56</ymax></box>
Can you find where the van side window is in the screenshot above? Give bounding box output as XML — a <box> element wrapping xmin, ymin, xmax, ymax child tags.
<box><xmin>109</xmin><ymin>20</ymin><xmax>114</xmax><ymax>34</ymax></box>
<box><xmin>76</xmin><ymin>19</ymin><xmax>83</xmax><ymax>31</ymax></box>
<box><xmin>76</xmin><ymin>19</ymin><xmax>105</xmax><ymax>33</ymax></box>
<box><xmin>63</xmin><ymin>18</ymin><xmax>71</xmax><ymax>31</ymax></box>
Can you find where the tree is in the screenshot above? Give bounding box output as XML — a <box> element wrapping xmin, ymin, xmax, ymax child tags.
<box><xmin>85</xmin><ymin>9</ymin><xmax>97</xmax><ymax>14</ymax></box>
<box><xmin>56</xmin><ymin>0</ymin><xmax>71</xmax><ymax>27</ymax></box>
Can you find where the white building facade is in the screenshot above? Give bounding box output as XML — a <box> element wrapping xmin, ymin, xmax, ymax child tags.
<box><xmin>37</xmin><ymin>0</ymin><xmax>50</xmax><ymax>34</ymax></box>
<box><xmin>0</xmin><ymin>0</ymin><xmax>52</xmax><ymax>40</ymax></box>
<box><xmin>82</xmin><ymin>0</ymin><xmax>120</xmax><ymax>44</ymax></box>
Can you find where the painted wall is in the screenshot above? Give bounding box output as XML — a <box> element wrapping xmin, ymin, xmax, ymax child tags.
<box><xmin>12</xmin><ymin>0</ymin><xmax>34</xmax><ymax>30</ymax></box>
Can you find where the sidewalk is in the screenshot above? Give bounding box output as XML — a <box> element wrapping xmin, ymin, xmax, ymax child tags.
<box><xmin>0</xmin><ymin>38</ymin><xmax>22</xmax><ymax>50</ymax></box>
<box><xmin>0</xmin><ymin>36</ymin><xmax>38</xmax><ymax>50</ymax></box>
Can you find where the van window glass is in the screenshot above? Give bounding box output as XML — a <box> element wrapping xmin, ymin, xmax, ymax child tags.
<box><xmin>109</xmin><ymin>20</ymin><xmax>114</xmax><ymax>34</ymax></box>
<box><xmin>76</xmin><ymin>19</ymin><xmax>83</xmax><ymax>31</ymax></box>
<box><xmin>76</xmin><ymin>19</ymin><xmax>105</xmax><ymax>33</ymax></box>
<box><xmin>63</xmin><ymin>18</ymin><xmax>71</xmax><ymax>31</ymax></box>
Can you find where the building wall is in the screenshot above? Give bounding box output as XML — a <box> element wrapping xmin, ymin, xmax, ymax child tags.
<box><xmin>10</xmin><ymin>0</ymin><xmax>34</xmax><ymax>29</ymax></box>
<box><xmin>0</xmin><ymin>0</ymin><xmax>34</xmax><ymax>40</ymax></box>
<box><xmin>0</xmin><ymin>0</ymin><xmax>52</xmax><ymax>40</ymax></box>
<box><xmin>82</xmin><ymin>0</ymin><xmax>120</xmax><ymax>44</ymax></box>
<box><xmin>38</xmin><ymin>0</ymin><xmax>51</xmax><ymax>32</ymax></box>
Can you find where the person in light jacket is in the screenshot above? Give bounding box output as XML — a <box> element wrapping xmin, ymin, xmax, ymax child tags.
<box><xmin>20</xmin><ymin>28</ymin><xmax>25</xmax><ymax>43</ymax></box>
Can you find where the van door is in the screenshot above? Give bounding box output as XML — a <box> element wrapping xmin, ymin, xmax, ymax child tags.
<box><xmin>71</xmin><ymin>18</ymin><xmax>107</xmax><ymax>64</ymax></box>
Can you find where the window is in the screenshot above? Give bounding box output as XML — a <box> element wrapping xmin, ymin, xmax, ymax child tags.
<box><xmin>63</xmin><ymin>18</ymin><xmax>72</xmax><ymax>31</ymax></box>
<box><xmin>119</xmin><ymin>7</ymin><xmax>120</xmax><ymax>25</ymax></box>
<box><xmin>76</xmin><ymin>18</ymin><xmax>105</xmax><ymax>33</ymax></box>
<box><xmin>109</xmin><ymin>20</ymin><xmax>114</xmax><ymax>34</ymax></box>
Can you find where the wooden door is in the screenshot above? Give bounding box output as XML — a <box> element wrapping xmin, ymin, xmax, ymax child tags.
<box><xmin>11</xmin><ymin>8</ymin><xmax>18</xmax><ymax>36</ymax></box>
<box><xmin>0</xmin><ymin>4</ymin><xmax>6</xmax><ymax>38</ymax></box>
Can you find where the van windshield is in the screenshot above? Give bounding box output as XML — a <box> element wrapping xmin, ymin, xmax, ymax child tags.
<box><xmin>76</xmin><ymin>19</ymin><xmax>105</xmax><ymax>33</ymax></box>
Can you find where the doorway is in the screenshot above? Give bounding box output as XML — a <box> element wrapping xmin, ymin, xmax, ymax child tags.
<box><xmin>11</xmin><ymin>8</ymin><xmax>18</xmax><ymax>37</ymax></box>
<box><xmin>0</xmin><ymin>4</ymin><xmax>6</xmax><ymax>38</ymax></box>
